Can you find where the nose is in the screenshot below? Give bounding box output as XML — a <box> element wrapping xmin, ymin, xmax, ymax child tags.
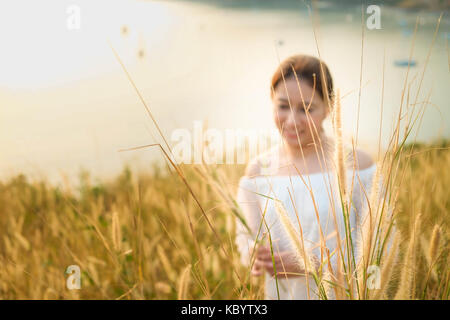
<box><xmin>285</xmin><ymin>109</ymin><xmax>305</xmax><ymax>130</ymax></box>
<box><xmin>285</xmin><ymin>109</ymin><xmax>296</xmax><ymax>128</ymax></box>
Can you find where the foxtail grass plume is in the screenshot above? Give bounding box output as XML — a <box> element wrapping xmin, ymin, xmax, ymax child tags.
<box><xmin>274</xmin><ymin>200</ymin><xmax>314</xmax><ymax>274</ymax></box>
<box><xmin>177</xmin><ymin>264</ymin><xmax>191</xmax><ymax>300</ymax></box>
<box><xmin>394</xmin><ymin>213</ymin><xmax>421</xmax><ymax>300</ymax></box>
<box><xmin>423</xmin><ymin>224</ymin><xmax>442</xmax><ymax>282</ymax></box>
<box><xmin>356</xmin><ymin>162</ymin><xmax>383</xmax><ymax>296</ymax></box>
<box><xmin>372</xmin><ymin>232</ymin><xmax>400</xmax><ymax>299</ymax></box>
<box><xmin>111</xmin><ymin>210</ymin><xmax>122</xmax><ymax>252</ymax></box>
<box><xmin>332</xmin><ymin>89</ymin><xmax>347</xmax><ymax>203</ymax></box>
<box><xmin>273</xmin><ymin>199</ymin><xmax>336</xmax><ymax>299</ymax></box>
<box><xmin>428</xmin><ymin>224</ymin><xmax>441</xmax><ymax>265</ymax></box>
<box><xmin>157</xmin><ymin>244</ymin><xmax>176</xmax><ymax>282</ymax></box>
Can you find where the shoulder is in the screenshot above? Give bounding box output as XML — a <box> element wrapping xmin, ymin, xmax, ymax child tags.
<box><xmin>244</xmin><ymin>146</ymin><xmax>279</xmax><ymax>177</ymax></box>
<box><xmin>348</xmin><ymin>148</ymin><xmax>374</xmax><ymax>170</ymax></box>
<box><xmin>244</xmin><ymin>158</ymin><xmax>261</xmax><ymax>177</ymax></box>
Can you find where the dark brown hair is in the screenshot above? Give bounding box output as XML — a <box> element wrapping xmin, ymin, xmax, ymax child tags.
<box><xmin>271</xmin><ymin>54</ymin><xmax>334</xmax><ymax>105</ymax></box>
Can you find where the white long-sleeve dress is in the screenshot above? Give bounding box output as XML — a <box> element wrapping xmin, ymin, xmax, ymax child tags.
<box><xmin>235</xmin><ymin>148</ymin><xmax>377</xmax><ymax>300</ymax></box>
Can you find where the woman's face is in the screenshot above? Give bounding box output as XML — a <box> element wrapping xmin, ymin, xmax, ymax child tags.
<box><xmin>272</xmin><ymin>77</ymin><xmax>329</xmax><ymax>149</ymax></box>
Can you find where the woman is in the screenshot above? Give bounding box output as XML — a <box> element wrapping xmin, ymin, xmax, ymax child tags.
<box><xmin>235</xmin><ymin>54</ymin><xmax>377</xmax><ymax>300</ymax></box>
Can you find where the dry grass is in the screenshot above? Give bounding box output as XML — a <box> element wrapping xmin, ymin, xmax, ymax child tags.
<box><xmin>0</xmin><ymin>5</ymin><xmax>447</xmax><ymax>300</ymax></box>
<box><xmin>0</xmin><ymin>138</ymin><xmax>448</xmax><ymax>299</ymax></box>
<box><xmin>0</xmin><ymin>161</ymin><xmax>257</xmax><ymax>299</ymax></box>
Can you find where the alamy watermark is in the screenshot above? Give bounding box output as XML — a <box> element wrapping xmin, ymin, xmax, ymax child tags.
<box><xmin>367</xmin><ymin>265</ymin><xmax>381</xmax><ymax>290</ymax></box>
<box><xmin>170</xmin><ymin>121</ymin><xmax>281</xmax><ymax>173</ymax></box>
<box><xmin>366</xmin><ymin>5</ymin><xmax>381</xmax><ymax>30</ymax></box>
<box><xmin>66</xmin><ymin>265</ymin><xmax>81</xmax><ymax>290</ymax></box>
<box><xmin>66</xmin><ymin>5</ymin><xmax>81</xmax><ymax>30</ymax></box>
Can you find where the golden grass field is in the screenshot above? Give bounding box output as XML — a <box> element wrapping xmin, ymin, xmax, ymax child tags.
<box><xmin>0</xmin><ymin>137</ymin><xmax>448</xmax><ymax>299</ymax></box>
<box><xmin>0</xmin><ymin>7</ymin><xmax>448</xmax><ymax>300</ymax></box>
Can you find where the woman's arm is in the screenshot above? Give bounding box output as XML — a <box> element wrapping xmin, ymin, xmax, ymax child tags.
<box><xmin>235</xmin><ymin>160</ymin><xmax>264</xmax><ymax>268</ymax></box>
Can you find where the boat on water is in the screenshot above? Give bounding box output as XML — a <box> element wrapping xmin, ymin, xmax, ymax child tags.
<box><xmin>394</xmin><ymin>59</ymin><xmax>417</xmax><ymax>67</ymax></box>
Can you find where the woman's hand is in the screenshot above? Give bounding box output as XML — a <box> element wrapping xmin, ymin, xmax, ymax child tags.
<box><xmin>250</xmin><ymin>245</ymin><xmax>306</xmax><ymax>278</ymax></box>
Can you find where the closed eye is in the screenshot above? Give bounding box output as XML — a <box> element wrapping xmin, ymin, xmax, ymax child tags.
<box><xmin>278</xmin><ymin>102</ymin><xmax>315</xmax><ymax>112</ymax></box>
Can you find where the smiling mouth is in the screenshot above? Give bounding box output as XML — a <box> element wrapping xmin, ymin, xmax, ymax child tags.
<box><xmin>285</xmin><ymin>130</ymin><xmax>304</xmax><ymax>137</ymax></box>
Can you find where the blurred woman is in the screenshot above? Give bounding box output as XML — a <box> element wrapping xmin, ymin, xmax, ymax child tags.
<box><xmin>235</xmin><ymin>54</ymin><xmax>376</xmax><ymax>300</ymax></box>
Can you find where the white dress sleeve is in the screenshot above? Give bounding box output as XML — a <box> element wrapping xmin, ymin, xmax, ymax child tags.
<box><xmin>235</xmin><ymin>177</ymin><xmax>265</xmax><ymax>267</ymax></box>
